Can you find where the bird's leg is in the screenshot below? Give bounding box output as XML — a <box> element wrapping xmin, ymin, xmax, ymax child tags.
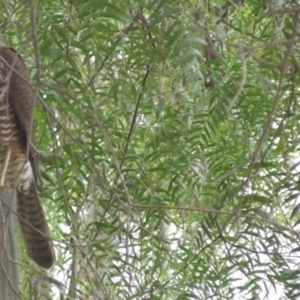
<box><xmin>0</xmin><ymin>147</ymin><xmax>11</xmax><ymax>186</ymax></box>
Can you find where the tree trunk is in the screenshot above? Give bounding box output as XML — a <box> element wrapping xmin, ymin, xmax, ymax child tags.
<box><xmin>0</xmin><ymin>189</ymin><xmax>20</xmax><ymax>299</ymax></box>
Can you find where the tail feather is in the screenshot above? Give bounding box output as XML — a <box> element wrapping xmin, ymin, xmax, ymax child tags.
<box><xmin>17</xmin><ymin>181</ymin><xmax>55</xmax><ymax>269</ymax></box>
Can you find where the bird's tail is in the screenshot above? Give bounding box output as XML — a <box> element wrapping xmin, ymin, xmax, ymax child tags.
<box><xmin>17</xmin><ymin>181</ymin><xmax>55</xmax><ymax>269</ymax></box>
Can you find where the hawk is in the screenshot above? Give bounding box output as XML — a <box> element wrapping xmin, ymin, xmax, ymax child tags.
<box><xmin>0</xmin><ymin>46</ymin><xmax>55</xmax><ymax>269</ymax></box>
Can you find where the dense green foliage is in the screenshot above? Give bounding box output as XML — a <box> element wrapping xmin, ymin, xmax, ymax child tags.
<box><xmin>2</xmin><ymin>0</ymin><xmax>300</xmax><ymax>299</ymax></box>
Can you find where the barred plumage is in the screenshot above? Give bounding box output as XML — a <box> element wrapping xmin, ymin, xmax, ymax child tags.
<box><xmin>0</xmin><ymin>46</ymin><xmax>55</xmax><ymax>269</ymax></box>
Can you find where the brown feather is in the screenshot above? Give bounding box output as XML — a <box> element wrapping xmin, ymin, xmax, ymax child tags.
<box><xmin>0</xmin><ymin>46</ymin><xmax>55</xmax><ymax>269</ymax></box>
<box><xmin>17</xmin><ymin>183</ymin><xmax>55</xmax><ymax>269</ymax></box>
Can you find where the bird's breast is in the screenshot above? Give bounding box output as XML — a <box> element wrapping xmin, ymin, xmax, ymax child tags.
<box><xmin>0</xmin><ymin>85</ymin><xmax>32</xmax><ymax>193</ymax></box>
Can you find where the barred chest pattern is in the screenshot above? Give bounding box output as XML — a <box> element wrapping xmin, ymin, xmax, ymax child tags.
<box><xmin>0</xmin><ymin>46</ymin><xmax>55</xmax><ymax>269</ymax></box>
<box><xmin>0</xmin><ymin>64</ymin><xmax>33</xmax><ymax>194</ymax></box>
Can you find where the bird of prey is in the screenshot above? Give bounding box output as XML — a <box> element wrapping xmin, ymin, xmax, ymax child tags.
<box><xmin>0</xmin><ymin>46</ymin><xmax>55</xmax><ymax>269</ymax></box>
